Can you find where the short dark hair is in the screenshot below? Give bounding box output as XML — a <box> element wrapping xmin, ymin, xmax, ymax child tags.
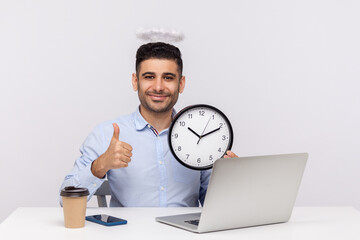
<box><xmin>135</xmin><ymin>42</ymin><xmax>183</xmax><ymax>77</ymax></box>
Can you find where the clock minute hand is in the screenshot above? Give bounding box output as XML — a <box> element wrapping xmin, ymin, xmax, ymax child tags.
<box><xmin>188</xmin><ymin>127</ymin><xmax>201</xmax><ymax>139</ymax></box>
<box><xmin>201</xmin><ymin>127</ymin><xmax>221</xmax><ymax>138</ymax></box>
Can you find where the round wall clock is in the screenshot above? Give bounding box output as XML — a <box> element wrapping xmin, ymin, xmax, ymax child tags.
<box><xmin>168</xmin><ymin>104</ymin><xmax>233</xmax><ymax>170</ymax></box>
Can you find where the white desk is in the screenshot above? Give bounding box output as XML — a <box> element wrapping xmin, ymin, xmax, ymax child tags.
<box><xmin>1</xmin><ymin>207</ymin><xmax>360</xmax><ymax>239</ymax></box>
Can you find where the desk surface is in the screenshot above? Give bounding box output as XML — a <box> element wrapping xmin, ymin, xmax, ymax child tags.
<box><xmin>1</xmin><ymin>207</ymin><xmax>360</xmax><ymax>239</ymax></box>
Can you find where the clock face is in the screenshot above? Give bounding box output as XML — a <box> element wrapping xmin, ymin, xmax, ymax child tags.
<box><xmin>168</xmin><ymin>104</ymin><xmax>233</xmax><ymax>170</ymax></box>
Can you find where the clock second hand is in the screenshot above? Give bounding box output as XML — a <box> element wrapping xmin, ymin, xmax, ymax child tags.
<box><xmin>197</xmin><ymin>116</ymin><xmax>212</xmax><ymax>144</ymax></box>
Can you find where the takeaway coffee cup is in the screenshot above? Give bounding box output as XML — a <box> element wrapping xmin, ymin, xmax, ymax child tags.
<box><xmin>60</xmin><ymin>186</ymin><xmax>89</xmax><ymax>228</ymax></box>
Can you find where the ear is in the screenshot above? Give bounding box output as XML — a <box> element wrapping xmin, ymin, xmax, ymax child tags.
<box><xmin>179</xmin><ymin>76</ymin><xmax>186</xmax><ymax>94</ymax></box>
<box><xmin>132</xmin><ymin>73</ymin><xmax>138</xmax><ymax>91</ymax></box>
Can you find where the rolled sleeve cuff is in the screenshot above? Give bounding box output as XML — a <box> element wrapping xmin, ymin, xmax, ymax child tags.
<box><xmin>78</xmin><ymin>164</ymin><xmax>106</xmax><ymax>196</ymax></box>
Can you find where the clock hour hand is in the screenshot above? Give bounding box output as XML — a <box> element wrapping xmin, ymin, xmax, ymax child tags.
<box><xmin>201</xmin><ymin>127</ymin><xmax>221</xmax><ymax>138</ymax></box>
<box><xmin>188</xmin><ymin>127</ymin><xmax>201</xmax><ymax>139</ymax></box>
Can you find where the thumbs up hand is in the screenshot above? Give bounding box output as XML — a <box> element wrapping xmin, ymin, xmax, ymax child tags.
<box><xmin>107</xmin><ymin>123</ymin><xmax>133</xmax><ymax>167</ymax></box>
<box><xmin>112</xmin><ymin>122</ymin><xmax>120</xmax><ymax>141</ymax></box>
<box><xmin>91</xmin><ymin>123</ymin><xmax>133</xmax><ymax>178</ymax></box>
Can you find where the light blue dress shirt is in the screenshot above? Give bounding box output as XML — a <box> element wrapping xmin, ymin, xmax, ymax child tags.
<box><xmin>60</xmin><ymin>107</ymin><xmax>212</xmax><ymax>207</ymax></box>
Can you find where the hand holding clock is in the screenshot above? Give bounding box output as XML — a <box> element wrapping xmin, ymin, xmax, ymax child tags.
<box><xmin>224</xmin><ymin>150</ymin><xmax>238</xmax><ymax>158</ymax></box>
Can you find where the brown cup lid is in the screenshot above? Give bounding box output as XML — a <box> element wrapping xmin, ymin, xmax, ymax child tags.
<box><xmin>60</xmin><ymin>186</ymin><xmax>89</xmax><ymax>197</ymax></box>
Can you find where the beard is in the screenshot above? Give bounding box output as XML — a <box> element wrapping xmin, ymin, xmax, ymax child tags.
<box><xmin>137</xmin><ymin>85</ymin><xmax>180</xmax><ymax>114</ymax></box>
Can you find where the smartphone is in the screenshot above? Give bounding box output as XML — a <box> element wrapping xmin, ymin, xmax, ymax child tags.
<box><xmin>86</xmin><ymin>214</ymin><xmax>127</xmax><ymax>226</ymax></box>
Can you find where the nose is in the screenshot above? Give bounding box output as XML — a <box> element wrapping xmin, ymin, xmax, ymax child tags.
<box><xmin>154</xmin><ymin>77</ymin><xmax>165</xmax><ymax>92</ymax></box>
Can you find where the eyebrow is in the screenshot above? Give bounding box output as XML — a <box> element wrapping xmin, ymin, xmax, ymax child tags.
<box><xmin>141</xmin><ymin>72</ymin><xmax>177</xmax><ymax>77</ymax></box>
<box><xmin>142</xmin><ymin>72</ymin><xmax>155</xmax><ymax>76</ymax></box>
<box><xmin>163</xmin><ymin>72</ymin><xmax>177</xmax><ymax>77</ymax></box>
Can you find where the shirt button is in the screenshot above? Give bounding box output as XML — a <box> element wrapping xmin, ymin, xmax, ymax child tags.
<box><xmin>93</xmin><ymin>183</ymin><xmax>97</xmax><ymax>187</ymax></box>
<box><xmin>147</xmin><ymin>124</ymin><xmax>151</xmax><ymax>128</ymax></box>
<box><xmin>159</xmin><ymin>161</ymin><xmax>163</xmax><ymax>165</ymax></box>
<box><xmin>160</xmin><ymin>186</ymin><xmax>164</xmax><ymax>191</ymax></box>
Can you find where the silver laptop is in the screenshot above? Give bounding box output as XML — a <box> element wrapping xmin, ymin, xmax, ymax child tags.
<box><xmin>156</xmin><ymin>152</ymin><xmax>308</xmax><ymax>233</ymax></box>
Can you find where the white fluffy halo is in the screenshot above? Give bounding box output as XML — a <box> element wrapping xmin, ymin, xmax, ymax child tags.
<box><xmin>136</xmin><ymin>28</ymin><xmax>185</xmax><ymax>43</ymax></box>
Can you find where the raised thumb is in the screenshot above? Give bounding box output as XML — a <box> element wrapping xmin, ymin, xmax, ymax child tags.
<box><xmin>112</xmin><ymin>123</ymin><xmax>120</xmax><ymax>140</ymax></box>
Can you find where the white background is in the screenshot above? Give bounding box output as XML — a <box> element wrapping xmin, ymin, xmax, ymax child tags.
<box><xmin>0</xmin><ymin>0</ymin><xmax>359</xmax><ymax>223</ymax></box>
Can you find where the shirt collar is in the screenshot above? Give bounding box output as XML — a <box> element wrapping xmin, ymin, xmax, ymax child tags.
<box><xmin>133</xmin><ymin>106</ymin><xmax>177</xmax><ymax>131</ymax></box>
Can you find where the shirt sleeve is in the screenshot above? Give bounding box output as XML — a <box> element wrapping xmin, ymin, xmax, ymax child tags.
<box><xmin>59</xmin><ymin>124</ymin><xmax>107</xmax><ymax>206</ymax></box>
<box><xmin>199</xmin><ymin>169</ymin><xmax>212</xmax><ymax>206</ymax></box>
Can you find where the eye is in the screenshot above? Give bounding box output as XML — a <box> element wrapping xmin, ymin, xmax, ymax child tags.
<box><xmin>144</xmin><ymin>75</ymin><xmax>154</xmax><ymax>79</ymax></box>
<box><xmin>164</xmin><ymin>76</ymin><xmax>175</xmax><ymax>81</ymax></box>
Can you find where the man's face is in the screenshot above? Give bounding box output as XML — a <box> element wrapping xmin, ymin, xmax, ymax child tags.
<box><xmin>132</xmin><ymin>58</ymin><xmax>185</xmax><ymax>114</ymax></box>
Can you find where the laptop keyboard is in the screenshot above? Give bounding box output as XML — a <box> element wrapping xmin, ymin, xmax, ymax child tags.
<box><xmin>185</xmin><ymin>219</ymin><xmax>199</xmax><ymax>226</ymax></box>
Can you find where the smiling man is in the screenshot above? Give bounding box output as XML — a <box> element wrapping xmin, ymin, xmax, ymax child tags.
<box><xmin>60</xmin><ymin>42</ymin><xmax>237</xmax><ymax>207</ymax></box>
<box><xmin>132</xmin><ymin>57</ymin><xmax>185</xmax><ymax>132</ymax></box>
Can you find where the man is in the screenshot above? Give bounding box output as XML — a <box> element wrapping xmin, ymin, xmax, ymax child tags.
<box><xmin>60</xmin><ymin>42</ymin><xmax>237</xmax><ymax>207</ymax></box>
